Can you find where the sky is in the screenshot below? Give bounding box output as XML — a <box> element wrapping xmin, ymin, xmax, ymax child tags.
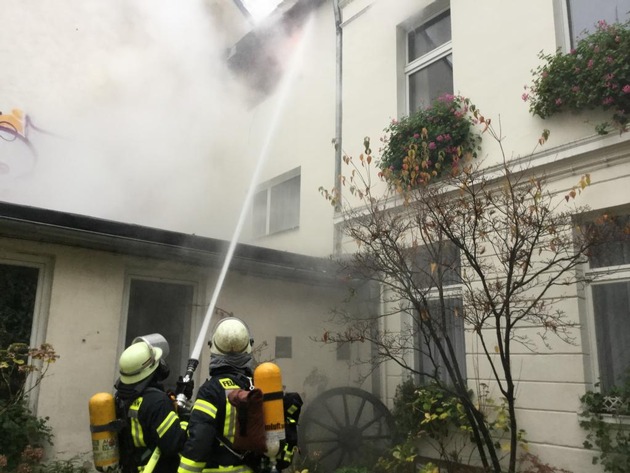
<box><xmin>0</xmin><ymin>0</ymin><xmax>262</xmax><ymax>240</ymax></box>
<box><xmin>241</xmin><ymin>0</ymin><xmax>284</xmax><ymax>22</ymax></box>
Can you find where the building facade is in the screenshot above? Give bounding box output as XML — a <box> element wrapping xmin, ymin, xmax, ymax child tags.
<box><xmin>2</xmin><ymin>0</ymin><xmax>630</xmax><ymax>471</ymax></box>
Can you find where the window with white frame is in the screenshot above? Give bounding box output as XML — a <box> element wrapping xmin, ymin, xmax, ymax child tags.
<box><xmin>410</xmin><ymin>241</ymin><xmax>466</xmax><ymax>385</ymax></box>
<box><xmin>0</xmin><ymin>255</ymin><xmax>52</xmax><ymax>410</ymax></box>
<box><xmin>566</xmin><ymin>0</ymin><xmax>630</xmax><ymax>46</ymax></box>
<box><xmin>586</xmin><ymin>213</ymin><xmax>630</xmax><ymax>393</ymax></box>
<box><xmin>252</xmin><ymin>167</ymin><xmax>300</xmax><ymax>238</ymax></box>
<box><xmin>405</xmin><ymin>9</ymin><xmax>453</xmax><ymax>114</ymax></box>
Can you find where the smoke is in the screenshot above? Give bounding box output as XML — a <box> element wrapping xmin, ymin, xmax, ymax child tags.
<box><xmin>0</xmin><ymin>0</ymin><xmax>255</xmax><ymax>239</ymax></box>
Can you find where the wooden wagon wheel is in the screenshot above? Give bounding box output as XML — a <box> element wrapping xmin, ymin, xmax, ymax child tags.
<box><xmin>299</xmin><ymin>387</ymin><xmax>395</xmax><ymax>471</ymax></box>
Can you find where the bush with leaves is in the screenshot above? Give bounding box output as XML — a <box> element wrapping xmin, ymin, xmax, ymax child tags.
<box><xmin>525</xmin><ymin>19</ymin><xmax>630</xmax><ymax>134</ymax></box>
<box><xmin>579</xmin><ymin>373</ymin><xmax>630</xmax><ymax>473</ymax></box>
<box><xmin>1</xmin><ymin>343</ymin><xmax>58</xmax><ymax>471</ymax></box>
<box><xmin>378</xmin><ymin>94</ymin><xmax>482</xmax><ymax>188</ymax></box>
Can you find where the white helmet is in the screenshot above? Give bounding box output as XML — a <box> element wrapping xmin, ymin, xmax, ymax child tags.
<box><xmin>210</xmin><ymin>317</ymin><xmax>253</xmax><ymax>355</ymax></box>
<box><xmin>119</xmin><ymin>340</ymin><xmax>163</xmax><ymax>384</ymax></box>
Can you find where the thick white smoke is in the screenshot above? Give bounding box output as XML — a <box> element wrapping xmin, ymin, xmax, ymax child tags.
<box><xmin>0</xmin><ymin>0</ymin><xmax>256</xmax><ymax>239</ymax></box>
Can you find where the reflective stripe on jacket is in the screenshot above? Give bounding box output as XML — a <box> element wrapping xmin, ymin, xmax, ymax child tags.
<box><xmin>178</xmin><ymin>369</ymin><xmax>254</xmax><ymax>473</ymax></box>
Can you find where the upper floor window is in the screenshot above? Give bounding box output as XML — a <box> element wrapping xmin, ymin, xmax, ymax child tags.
<box><xmin>252</xmin><ymin>167</ymin><xmax>301</xmax><ymax>238</ymax></box>
<box><xmin>567</xmin><ymin>0</ymin><xmax>630</xmax><ymax>46</ymax></box>
<box><xmin>585</xmin><ymin>213</ymin><xmax>630</xmax><ymax>392</ymax></box>
<box><xmin>405</xmin><ymin>9</ymin><xmax>453</xmax><ymax>114</ymax></box>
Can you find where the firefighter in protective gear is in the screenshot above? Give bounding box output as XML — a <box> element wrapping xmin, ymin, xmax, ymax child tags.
<box><xmin>178</xmin><ymin>317</ymin><xmax>258</xmax><ymax>473</ymax></box>
<box><xmin>115</xmin><ymin>336</ymin><xmax>187</xmax><ymax>473</ymax></box>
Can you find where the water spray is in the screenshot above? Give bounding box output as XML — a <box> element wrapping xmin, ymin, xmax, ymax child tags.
<box><xmin>177</xmin><ymin>14</ymin><xmax>315</xmax><ymax>406</ymax></box>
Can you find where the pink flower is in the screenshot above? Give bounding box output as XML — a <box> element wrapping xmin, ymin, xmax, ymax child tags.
<box><xmin>604</xmin><ymin>73</ymin><xmax>614</xmax><ymax>81</ymax></box>
<box><xmin>522</xmin><ymin>92</ymin><xmax>530</xmax><ymax>101</ymax></box>
<box><xmin>570</xmin><ymin>48</ymin><xmax>577</xmax><ymax>54</ymax></box>
<box><xmin>603</xmin><ymin>97</ymin><xmax>614</xmax><ymax>105</ymax></box>
<box><xmin>555</xmin><ymin>98</ymin><xmax>563</xmax><ymax>106</ymax></box>
<box><xmin>428</xmin><ymin>142</ymin><xmax>436</xmax><ymax>150</ymax></box>
<box><xmin>587</xmin><ymin>59</ymin><xmax>594</xmax><ymax>69</ymax></box>
<box><xmin>622</xmin><ymin>85</ymin><xmax>630</xmax><ymax>94</ymax></box>
<box><xmin>444</xmin><ymin>134</ymin><xmax>451</xmax><ymax>141</ymax></box>
<box><xmin>436</xmin><ymin>135</ymin><xmax>444</xmax><ymax>142</ymax></box>
<box><xmin>413</xmin><ymin>133</ymin><xmax>420</xmax><ymax>139</ymax></box>
<box><xmin>572</xmin><ymin>86</ymin><xmax>580</xmax><ymax>93</ymax></box>
<box><xmin>606</xmin><ymin>56</ymin><xmax>614</xmax><ymax>64</ymax></box>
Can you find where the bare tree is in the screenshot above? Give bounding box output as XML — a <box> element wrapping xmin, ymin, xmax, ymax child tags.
<box><xmin>319</xmin><ymin>119</ymin><xmax>606</xmax><ymax>472</ymax></box>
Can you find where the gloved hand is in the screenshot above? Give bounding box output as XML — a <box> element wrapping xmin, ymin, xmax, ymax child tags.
<box><xmin>178</xmin><ymin>405</ymin><xmax>191</xmax><ymax>423</ymax></box>
<box><xmin>175</xmin><ymin>376</ymin><xmax>194</xmax><ymax>400</ymax></box>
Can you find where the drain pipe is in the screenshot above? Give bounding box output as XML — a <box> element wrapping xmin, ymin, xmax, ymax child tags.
<box><xmin>332</xmin><ymin>0</ymin><xmax>343</xmax><ymax>216</ymax></box>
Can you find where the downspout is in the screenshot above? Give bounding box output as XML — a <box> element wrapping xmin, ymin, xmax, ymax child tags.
<box><xmin>332</xmin><ymin>0</ymin><xmax>343</xmax><ymax>217</ymax></box>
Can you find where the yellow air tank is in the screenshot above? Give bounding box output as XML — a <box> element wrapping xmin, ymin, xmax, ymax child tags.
<box><xmin>89</xmin><ymin>392</ymin><xmax>120</xmax><ymax>472</ymax></box>
<box><xmin>254</xmin><ymin>362</ymin><xmax>286</xmax><ymax>458</ymax></box>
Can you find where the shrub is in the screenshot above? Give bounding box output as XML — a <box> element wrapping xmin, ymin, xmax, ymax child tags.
<box><xmin>378</xmin><ymin>94</ymin><xmax>482</xmax><ymax>188</ymax></box>
<box><xmin>579</xmin><ymin>373</ymin><xmax>630</xmax><ymax>473</ymax></box>
<box><xmin>0</xmin><ymin>401</ymin><xmax>53</xmax><ymax>471</ymax></box>
<box><xmin>525</xmin><ymin>19</ymin><xmax>630</xmax><ymax>134</ymax></box>
<box><xmin>1</xmin><ymin>343</ymin><xmax>58</xmax><ymax>471</ymax></box>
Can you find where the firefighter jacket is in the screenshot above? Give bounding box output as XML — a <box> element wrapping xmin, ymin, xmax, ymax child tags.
<box><xmin>118</xmin><ymin>385</ymin><xmax>187</xmax><ymax>473</ymax></box>
<box><xmin>178</xmin><ymin>367</ymin><xmax>257</xmax><ymax>473</ymax></box>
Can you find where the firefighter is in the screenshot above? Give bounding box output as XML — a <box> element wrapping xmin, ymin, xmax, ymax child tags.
<box><xmin>115</xmin><ymin>336</ymin><xmax>189</xmax><ymax>473</ymax></box>
<box><xmin>178</xmin><ymin>317</ymin><xmax>260</xmax><ymax>473</ymax></box>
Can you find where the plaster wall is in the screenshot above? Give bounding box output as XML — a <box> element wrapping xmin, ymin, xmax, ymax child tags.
<box><xmin>0</xmin><ymin>234</ymin><xmax>367</xmax><ymax>461</ymax></box>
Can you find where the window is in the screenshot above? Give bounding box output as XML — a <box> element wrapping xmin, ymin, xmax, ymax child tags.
<box><xmin>405</xmin><ymin>9</ymin><xmax>453</xmax><ymax>114</ymax></box>
<box><xmin>125</xmin><ymin>278</ymin><xmax>194</xmax><ymax>392</ymax></box>
<box><xmin>0</xmin><ymin>264</ymin><xmax>39</xmax><ymax>402</ymax></box>
<box><xmin>416</xmin><ymin>297</ymin><xmax>466</xmax><ymax>384</ymax></box>
<box><xmin>276</xmin><ymin>337</ymin><xmax>293</xmax><ymax>358</ymax></box>
<box><xmin>252</xmin><ymin>168</ymin><xmax>300</xmax><ymax>237</ymax></box>
<box><xmin>0</xmin><ymin>255</ymin><xmax>52</xmax><ymax>409</ymax></box>
<box><xmin>336</xmin><ymin>341</ymin><xmax>350</xmax><ymax>361</ymax></box>
<box><xmin>586</xmin><ymin>213</ymin><xmax>630</xmax><ymax>392</ymax></box>
<box><xmin>275</xmin><ymin>336</ymin><xmax>292</xmax><ymax>359</ymax></box>
<box><xmin>410</xmin><ymin>242</ymin><xmax>466</xmax><ymax>385</ymax></box>
<box><xmin>566</xmin><ymin>0</ymin><xmax>630</xmax><ymax>46</ymax></box>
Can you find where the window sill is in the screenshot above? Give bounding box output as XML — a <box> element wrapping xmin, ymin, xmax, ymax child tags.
<box><xmin>600</xmin><ymin>414</ymin><xmax>630</xmax><ymax>427</ymax></box>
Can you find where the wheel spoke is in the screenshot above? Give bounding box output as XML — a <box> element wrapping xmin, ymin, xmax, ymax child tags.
<box><xmin>305</xmin><ymin>436</ymin><xmax>339</xmax><ymax>444</ymax></box>
<box><xmin>319</xmin><ymin>443</ymin><xmax>341</xmax><ymax>460</ymax></box>
<box><xmin>323</xmin><ymin>399</ymin><xmax>345</xmax><ymax>429</ymax></box>
<box><xmin>358</xmin><ymin>411</ymin><xmax>386</xmax><ymax>432</ymax></box>
<box><xmin>307</xmin><ymin>416</ymin><xmax>340</xmax><ymax>435</ymax></box>
<box><xmin>342</xmin><ymin>393</ymin><xmax>350</xmax><ymax>427</ymax></box>
<box><xmin>335</xmin><ymin>449</ymin><xmax>346</xmax><ymax>470</ymax></box>
<box><xmin>353</xmin><ymin>396</ymin><xmax>367</xmax><ymax>427</ymax></box>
